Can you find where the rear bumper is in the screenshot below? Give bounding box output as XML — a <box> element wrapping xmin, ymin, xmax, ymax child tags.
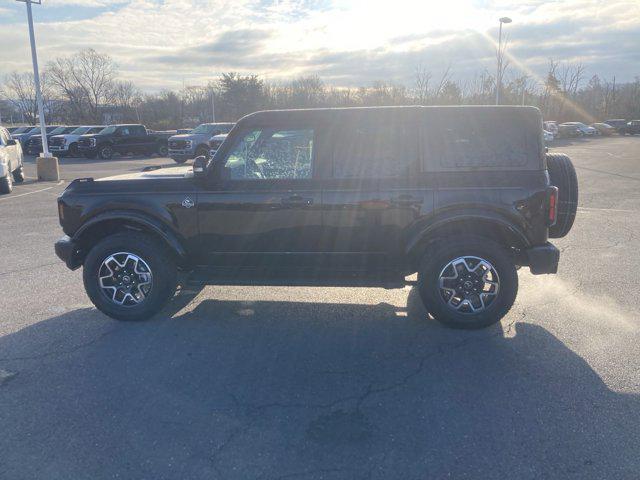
<box><xmin>526</xmin><ymin>242</ymin><xmax>560</xmax><ymax>275</ymax></box>
<box><xmin>54</xmin><ymin>235</ymin><xmax>82</xmax><ymax>270</ymax></box>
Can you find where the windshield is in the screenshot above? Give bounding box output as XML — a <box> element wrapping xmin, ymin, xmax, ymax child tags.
<box><xmin>49</xmin><ymin>127</ymin><xmax>68</xmax><ymax>135</ymax></box>
<box><xmin>99</xmin><ymin>125</ymin><xmax>117</xmax><ymax>135</ymax></box>
<box><xmin>70</xmin><ymin>126</ymin><xmax>90</xmax><ymax>135</ymax></box>
<box><xmin>191</xmin><ymin>124</ymin><xmax>215</xmax><ymax>135</ymax></box>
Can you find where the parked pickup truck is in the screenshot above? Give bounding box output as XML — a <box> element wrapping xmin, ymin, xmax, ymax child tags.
<box><xmin>55</xmin><ymin>106</ymin><xmax>577</xmax><ymax>330</ymax></box>
<box><xmin>168</xmin><ymin>123</ymin><xmax>234</xmax><ymax>164</ymax></box>
<box><xmin>49</xmin><ymin>125</ymin><xmax>105</xmax><ymax>157</ymax></box>
<box><xmin>25</xmin><ymin>126</ymin><xmax>78</xmax><ymax>155</ymax></box>
<box><xmin>77</xmin><ymin>124</ymin><xmax>172</xmax><ymax>160</ymax></box>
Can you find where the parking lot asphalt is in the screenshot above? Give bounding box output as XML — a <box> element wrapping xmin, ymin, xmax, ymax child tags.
<box><xmin>1</xmin><ymin>139</ymin><xmax>639</xmax><ymax>480</ymax></box>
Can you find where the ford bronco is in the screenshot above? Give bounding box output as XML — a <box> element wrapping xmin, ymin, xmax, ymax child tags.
<box><xmin>55</xmin><ymin>106</ymin><xmax>577</xmax><ymax>329</ymax></box>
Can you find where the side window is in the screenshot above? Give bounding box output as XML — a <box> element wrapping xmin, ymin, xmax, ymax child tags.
<box><xmin>119</xmin><ymin>127</ymin><xmax>131</xmax><ymax>136</ymax></box>
<box><xmin>132</xmin><ymin>126</ymin><xmax>146</xmax><ymax>135</ymax></box>
<box><xmin>225</xmin><ymin>129</ymin><xmax>313</xmax><ymax>180</ymax></box>
<box><xmin>332</xmin><ymin>118</ymin><xmax>417</xmax><ymax>179</ymax></box>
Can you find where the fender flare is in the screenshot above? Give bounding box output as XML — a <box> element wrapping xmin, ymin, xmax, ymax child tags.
<box><xmin>405</xmin><ymin>211</ymin><xmax>531</xmax><ymax>260</ymax></box>
<box><xmin>73</xmin><ymin>210</ymin><xmax>188</xmax><ymax>263</ymax></box>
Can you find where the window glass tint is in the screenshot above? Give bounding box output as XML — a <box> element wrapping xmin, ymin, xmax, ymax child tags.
<box><xmin>332</xmin><ymin>116</ymin><xmax>417</xmax><ymax>178</ymax></box>
<box><xmin>225</xmin><ymin>129</ymin><xmax>313</xmax><ymax>180</ymax></box>
<box><xmin>422</xmin><ymin>109</ymin><xmax>536</xmax><ymax>169</ymax></box>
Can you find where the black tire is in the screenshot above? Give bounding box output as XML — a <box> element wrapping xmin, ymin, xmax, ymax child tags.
<box><xmin>0</xmin><ymin>173</ymin><xmax>12</xmax><ymax>194</ymax></box>
<box><xmin>546</xmin><ymin>153</ymin><xmax>578</xmax><ymax>238</ymax></box>
<box><xmin>98</xmin><ymin>144</ymin><xmax>114</xmax><ymax>160</ymax></box>
<box><xmin>68</xmin><ymin>143</ymin><xmax>79</xmax><ymax>157</ymax></box>
<box><xmin>173</xmin><ymin>157</ymin><xmax>188</xmax><ymax>164</ymax></box>
<box><xmin>157</xmin><ymin>144</ymin><xmax>168</xmax><ymax>157</ymax></box>
<box><xmin>82</xmin><ymin>232</ymin><xmax>177</xmax><ymax>321</ymax></box>
<box><xmin>417</xmin><ymin>236</ymin><xmax>518</xmax><ymax>330</ymax></box>
<box><xmin>195</xmin><ymin>145</ymin><xmax>209</xmax><ymax>158</ymax></box>
<box><xmin>12</xmin><ymin>165</ymin><xmax>25</xmax><ymax>183</ymax></box>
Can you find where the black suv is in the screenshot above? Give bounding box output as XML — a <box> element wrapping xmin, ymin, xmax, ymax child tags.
<box><xmin>77</xmin><ymin>124</ymin><xmax>171</xmax><ymax>160</ymax></box>
<box><xmin>55</xmin><ymin>106</ymin><xmax>578</xmax><ymax>329</ymax></box>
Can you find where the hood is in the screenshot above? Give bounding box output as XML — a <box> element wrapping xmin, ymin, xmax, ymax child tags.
<box><xmin>168</xmin><ymin>133</ymin><xmax>207</xmax><ymax>141</ymax></box>
<box><xmin>81</xmin><ymin>133</ymin><xmax>106</xmax><ymax>140</ymax></box>
<box><xmin>97</xmin><ymin>165</ymin><xmax>193</xmax><ymax>182</ymax></box>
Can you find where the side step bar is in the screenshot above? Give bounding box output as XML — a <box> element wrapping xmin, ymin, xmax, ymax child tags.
<box><xmin>186</xmin><ymin>266</ymin><xmax>416</xmax><ymax>289</ymax></box>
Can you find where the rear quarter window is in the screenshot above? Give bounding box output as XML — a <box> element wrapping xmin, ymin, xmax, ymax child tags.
<box><xmin>421</xmin><ymin>108</ymin><xmax>542</xmax><ymax>171</ymax></box>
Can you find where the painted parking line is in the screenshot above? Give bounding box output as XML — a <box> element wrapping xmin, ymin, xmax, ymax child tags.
<box><xmin>0</xmin><ymin>180</ymin><xmax>64</xmax><ymax>202</ymax></box>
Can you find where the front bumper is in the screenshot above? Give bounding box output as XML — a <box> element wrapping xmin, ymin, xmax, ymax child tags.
<box><xmin>169</xmin><ymin>149</ymin><xmax>195</xmax><ymax>161</ymax></box>
<box><xmin>527</xmin><ymin>242</ymin><xmax>560</xmax><ymax>275</ymax></box>
<box><xmin>54</xmin><ymin>235</ymin><xmax>82</xmax><ymax>270</ymax></box>
<box><xmin>50</xmin><ymin>145</ymin><xmax>69</xmax><ymax>153</ymax></box>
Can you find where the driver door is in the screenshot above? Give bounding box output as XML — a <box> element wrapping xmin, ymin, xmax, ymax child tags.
<box><xmin>196</xmin><ymin>127</ymin><xmax>323</xmax><ymax>267</ymax></box>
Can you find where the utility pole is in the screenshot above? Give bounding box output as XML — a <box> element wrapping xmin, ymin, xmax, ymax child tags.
<box><xmin>211</xmin><ymin>88</ymin><xmax>216</xmax><ymax>123</ymax></box>
<box><xmin>18</xmin><ymin>0</ymin><xmax>51</xmax><ymax>157</ymax></box>
<box><xmin>496</xmin><ymin>16</ymin><xmax>512</xmax><ymax>105</ymax></box>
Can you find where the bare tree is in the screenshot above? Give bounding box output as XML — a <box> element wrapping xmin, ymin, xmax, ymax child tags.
<box><xmin>0</xmin><ymin>71</ymin><xmax>55</xmax><ymax>123</ymax></box>
<box><xmin>47</xmin><ymin>48</ymin><xmax>116</xmax><ymax>122</ymax></box>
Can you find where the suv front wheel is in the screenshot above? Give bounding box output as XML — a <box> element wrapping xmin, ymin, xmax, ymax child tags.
<box><xmin>83</xmin><ymin>232</ymin><xmax>177</xmax><ymax>321</ymax></box>
<box><xmin>417</xmin><ymin>236</ymin><xmax>518</xmax><ymax>329</ymax></box>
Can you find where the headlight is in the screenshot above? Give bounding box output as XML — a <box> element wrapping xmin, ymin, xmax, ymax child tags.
<box><xmin>90</xmin><ymin>138</ymin><xmax>96</xmax><ymax>147</ymax></box>
<box><xmin>185</xmin><ymin>140</ymin><xmax>193</xmax><ymax>148</ymax></box>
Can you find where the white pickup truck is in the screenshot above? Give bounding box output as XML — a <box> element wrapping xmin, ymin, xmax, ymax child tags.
<box><xmin>49</xmin><ymin>125</ymin><xmax>105</xmax><ymax>157</ymax></box>
<box><xmin>0</xmin><ymin>126</ymin><xmax>25</xmax><ymax>194</ymax></box>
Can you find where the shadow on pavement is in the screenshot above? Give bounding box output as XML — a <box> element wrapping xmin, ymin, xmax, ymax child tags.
<box><xmin>0</xmin><ymin>288</ymin><xmax>638</xmax><ymax>479</ymax></box>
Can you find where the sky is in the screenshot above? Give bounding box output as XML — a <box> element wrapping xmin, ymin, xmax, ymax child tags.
<box><xmin>0</xmin><ymin>0</ymin><xmax>639</xmax><ymax>92</ymax></box>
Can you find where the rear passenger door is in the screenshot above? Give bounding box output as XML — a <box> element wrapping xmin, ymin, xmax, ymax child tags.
<box><xmin>320</xmin><ymin>109</ymin><xmax>430</xmax><ymax>266</ymax></box>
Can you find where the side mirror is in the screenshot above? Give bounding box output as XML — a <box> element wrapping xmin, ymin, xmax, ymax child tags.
<box><xmin>193</xmin><ymin>156</ymin><xmax>208</xmax><ymax>180</ymax></box>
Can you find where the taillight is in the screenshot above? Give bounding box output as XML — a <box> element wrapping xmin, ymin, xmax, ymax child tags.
<box><xmin>547</xmin><ymin>186</ymin><xmax>558</xmax><ymax>226</ymax></box>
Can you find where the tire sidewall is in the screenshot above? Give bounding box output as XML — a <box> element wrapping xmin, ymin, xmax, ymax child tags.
<box><xmin>157</xmin><ymin>145</ymin><xmax>168</xmax><ymax>157</ymax></box>
<box><xmin>99</xmin><ymin>145</ymin><xmax>113</xmax><ymax>160</ymax></box>
<box><xmin>83</xmin><ymin>233</ymin><xmax>177</xmax><ymax>321</ymax></box>
<box><xmin>418</xmin><ymin>237</ymin><xmax>518</xmax><ymax>329</ymax></box>
<box><xmin>0</xmin><ymin>173</ymin><xmax>12</xmax><ymax>194</ymax></box>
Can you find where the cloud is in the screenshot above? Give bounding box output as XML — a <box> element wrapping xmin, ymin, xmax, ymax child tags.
<box><xmin>0</xmin><ymin>0</ymin><xmax>638</xmax><ymax>91</ymax></box>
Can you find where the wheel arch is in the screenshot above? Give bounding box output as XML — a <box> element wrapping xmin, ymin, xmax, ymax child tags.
<box><xmin>72</xmin><ymin>211</ymin><xmax>189</xmax><ymax>268</ymax></box>
<box><xmin>406</xmin><ymin>213</ymin><xmax>530</xmax><ymax>270</ymax></box>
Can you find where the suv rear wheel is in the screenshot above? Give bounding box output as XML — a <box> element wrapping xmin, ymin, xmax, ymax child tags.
<box><xmin>417</xmin><ymin>236</ymin><xmax>518</xmax><ymax>329</ymax></box>
<box><xmin>83</xmin><ymin>232</ymin><xmax>177</xmax><ymax>321</ymax></box>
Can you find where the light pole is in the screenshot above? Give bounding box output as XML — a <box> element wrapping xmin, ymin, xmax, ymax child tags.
<box><xmin>496</xmin><ymin>16</ymin><xmax>512</xmax><ymax>105</ymax></box>
<box><xmin>17</xmin><ymin>0</ymin><xmax>51</xmax><ymax>158</ymax></box>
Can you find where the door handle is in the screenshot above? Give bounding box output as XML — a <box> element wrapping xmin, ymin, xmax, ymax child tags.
<box><xmin>391</xmin><ymin>194</ymin><xmax>423</xmax><ymax>206</ymax></box>
<box><xmin>281</xmin><ymin>195</ymin><xmax>314</xmax><ymax>206</ymax></box>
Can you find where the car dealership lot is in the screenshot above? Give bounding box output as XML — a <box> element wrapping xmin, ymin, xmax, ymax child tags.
<box><xmin>1</xmin><ymin>140</ymin><xmax>639</xmax><ymax>479</ymax></box>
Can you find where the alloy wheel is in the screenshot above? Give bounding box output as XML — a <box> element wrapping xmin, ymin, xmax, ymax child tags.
<box><xmin>438</xmin><ymin>256</ymin><xmax>500</xmax><ymax>314</ymax></box>
<box><xmin>98</xmin><ymin>252</ymin><xmax>153</xmax><ymax>306</ymax></box>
